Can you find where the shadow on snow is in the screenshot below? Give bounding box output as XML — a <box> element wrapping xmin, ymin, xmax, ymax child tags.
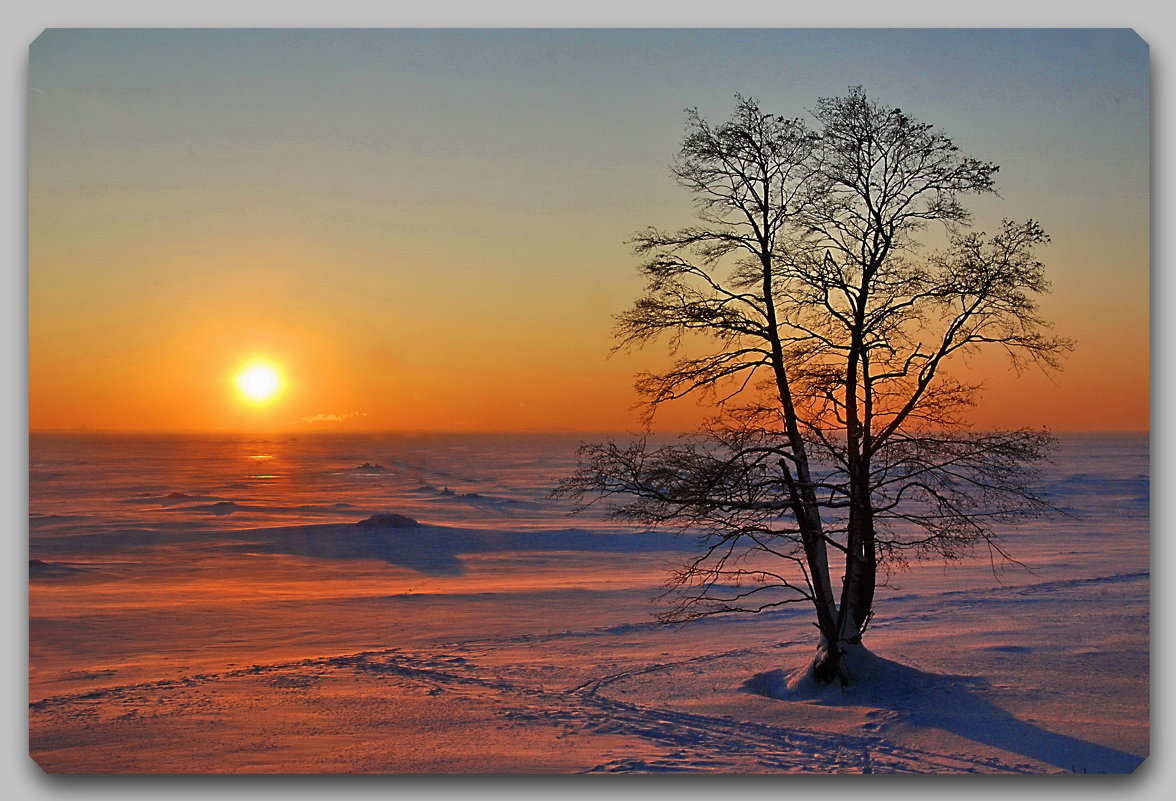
<box><xmin>745</xmin><ymin>652</ymin><xmax>1143</xmax><ymax>774</ymax></box>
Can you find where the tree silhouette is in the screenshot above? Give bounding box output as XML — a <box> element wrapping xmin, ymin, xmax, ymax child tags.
<box><xmin>560</xmin><ymin>89</ymin><xmax>1071</xmax><ymax>686</ymax></box>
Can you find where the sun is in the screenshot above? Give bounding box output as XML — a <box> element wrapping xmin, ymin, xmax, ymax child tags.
<box><xmin>234</xmin><ymin>362</ymin><xmax>283</xmax><ymax>404</ymax></box>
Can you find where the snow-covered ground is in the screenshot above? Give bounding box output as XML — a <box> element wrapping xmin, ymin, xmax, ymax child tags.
<box><xmin>28</xmin><ymin>433</ymin><xmax>1148</xmax><ymax>773</ymax></box>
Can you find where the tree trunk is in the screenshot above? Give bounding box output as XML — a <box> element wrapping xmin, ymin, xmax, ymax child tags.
<box><xmin>842</xmin><ymin>473</ymin><xmax>878</xmax><ymax>638</ymax></box>
<box><xmin>810</xmin><ymin>637</ymin><xmax>869</xmax><ymax>687</ymax></box>
<box><xmin>814</xmin><ymin>463</ymin><xmax>877</xmax><ymax>686</ymax></box>
<box><xmin>850</xmin><ymin>517</ymin><xmax>877</xmax><ymax>634</ymax></box>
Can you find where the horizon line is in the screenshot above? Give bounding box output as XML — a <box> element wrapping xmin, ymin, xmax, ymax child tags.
<box><xmin>27</xmin><ymin>426</ymin><xmax>1151</xmax><ymax>437</ymax></box>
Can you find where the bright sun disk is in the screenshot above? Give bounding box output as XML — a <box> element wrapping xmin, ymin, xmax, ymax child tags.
<box><xmin>235</xmin><ymin>363</ymin><xmax>282</xmax><ymax>403</ymax></box>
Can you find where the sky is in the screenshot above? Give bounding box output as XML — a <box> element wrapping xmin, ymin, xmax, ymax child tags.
<box><xmin>28</xmin><ymin>28</ymin><xmax>1150</xmax><ymax>433</ymax></box>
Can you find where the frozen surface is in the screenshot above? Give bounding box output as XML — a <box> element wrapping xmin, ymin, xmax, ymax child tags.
<box><xmin>28</xmin><ymin>433</ymin><xmax>1148</xmax><ymax>773</ymax></box>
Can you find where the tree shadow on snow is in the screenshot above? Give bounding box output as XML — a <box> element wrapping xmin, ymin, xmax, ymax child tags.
<box><xmin>745</xmin><ymin>652</ymin><xmax>1143</xmax><ymax>774</ymax></box>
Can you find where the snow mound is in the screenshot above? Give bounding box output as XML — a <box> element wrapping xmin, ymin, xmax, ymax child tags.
<box><xmin>194</xmin><ymin>501</ymin><xmax>240</xmax><ymax>515</ymax></box>
<box><xmin>745</xmin><ymin>646</ymin><xmax>942</xmax><ymax>705</ymax></box>
<box><xmin>29</xmin><ymin>559</ymin><xmax>89</xmax><ymax>578</ymax></box>
<box><xmin>355</xmin><ymin>512</ymin><xmax>419</xmax><ymax>528</ymax></box>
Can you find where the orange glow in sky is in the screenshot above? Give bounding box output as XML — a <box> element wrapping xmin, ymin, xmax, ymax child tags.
<box><xmin>27</xmin><ymin>30</ymin><xmax>1149</xmax><ymax>434</ymax></box>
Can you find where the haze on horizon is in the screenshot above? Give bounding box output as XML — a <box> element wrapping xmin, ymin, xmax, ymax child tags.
<box><xmin>28</xmin><ymin>29</ymin><xmax>1149</xmax><ymax>434</ymax></box>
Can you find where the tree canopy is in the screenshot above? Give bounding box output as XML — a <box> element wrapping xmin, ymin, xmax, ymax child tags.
<box><xmin>560</xmin><ymin>88</ymin><xmax>1070</xmax><ymax>686</ymax></box>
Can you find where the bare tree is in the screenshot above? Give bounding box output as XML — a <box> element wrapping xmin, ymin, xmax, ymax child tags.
<box><xmin>559</xmin><ymin>89</ymin><xmax>1071</xmax><ymax>686</ymax></box>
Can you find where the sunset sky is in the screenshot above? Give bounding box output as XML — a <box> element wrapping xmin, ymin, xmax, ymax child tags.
<box><xmin>28</xmin><ymin>28</ymin><xmax>1149</xmax><ymax>433</ymax></box>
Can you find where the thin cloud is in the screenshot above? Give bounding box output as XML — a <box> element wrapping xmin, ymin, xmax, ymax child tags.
<box><xmin>297</xmin><ymin>412</ymin><xmax>368</xmax><ymax>424</ymax></box>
